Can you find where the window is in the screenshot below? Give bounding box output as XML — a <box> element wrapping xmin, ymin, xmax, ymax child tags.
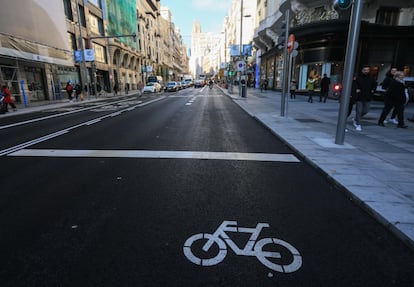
<box><xmin>63</xmin><ymin>0</ymin><xmax>73</xmax><ymax>21</ymax></box>
<box><xmin>376</xmin><ymin>7</ymin><xmax>400</xmax><ymax>25</ymax></box>
<box><xmin>67</xmin><ymin>32</ymin><xmax>77</xmax><ymax>51</ymax></box>
<box><xmin>79</xmin><ymin>4</ymin><xmax>87</xmax><ymax>27</ymax></box>
<box><xmin>88</xmin><ymin>0</ymin><xmax>101</xmax><ymax>8</ymax></box>
<box><xmin>93</xmin><ymin>43</ymin><xmax>106</xmax><ymax>63</ymax></box>
<box><xmin>89</xmin><ymin>14</ymin><xmax>104</xmax><ymax>35</ymax></box>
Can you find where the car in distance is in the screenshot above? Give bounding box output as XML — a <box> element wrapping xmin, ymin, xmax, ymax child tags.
<box><xmin>194</xmin><ymin>79</ymin><xmax>204</xmax><ymax>88</ymax></box>
<box><xmin>142</xmin><ymin>82</ymin><xmax>161</xmax><ymax>93</ymax></box>
<box><xmin>166</xmin><ymin>81</ymin><xmax>179</xmax><ymax>92</ymax></box>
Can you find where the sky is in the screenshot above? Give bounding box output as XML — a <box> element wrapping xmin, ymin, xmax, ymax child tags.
<box><xmin>160</xmin><ymin>0</ymin><xmax>233</xmax><ymax>49</ymax></box>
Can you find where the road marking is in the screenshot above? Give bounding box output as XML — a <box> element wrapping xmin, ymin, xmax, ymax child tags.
<box><xmin>0</xmin><ymin>97</ymin><xmax>162</xmax><ymax>130</ymax></box>
<box><xmin>0</xmin><ymin>131</ymin><xmax>69</xmax><ymax>156</ymax></box>
<box><xmin>0</xmin><ymin>97</ymin><xmax>168</xmax><ymax>156</ymax></box>
<box><xmin>8</xmin><ymin>149</ymin><xmax>300</xmax><ymax>162</ymax></box>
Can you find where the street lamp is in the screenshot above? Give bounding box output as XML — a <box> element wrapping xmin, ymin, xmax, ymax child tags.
<box><xmin>239</xmin><ymin>0</ymin><xmax>251</xmax><ymax>98</ymax></box>
<box><xmin>75</xmin><ymin>0</ymin><xmax>89</xmax><ymax>98</ymax></box>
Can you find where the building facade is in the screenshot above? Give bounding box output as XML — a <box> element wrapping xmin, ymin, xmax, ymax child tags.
<box><xmin>0</xmin><ymin>0</ymin><xmax>188</xmax><ymax>104</ymax></box>
<box><xmin>254</xmin><ymin>0</ymin><xmax>414</xmax><ymax>92</ymax></box>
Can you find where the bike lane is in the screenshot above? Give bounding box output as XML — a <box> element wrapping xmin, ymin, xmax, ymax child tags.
<box><xmin>2</xmin><ymin>156</ymin><xmax>414</xmax><ymax>286</ymax></box>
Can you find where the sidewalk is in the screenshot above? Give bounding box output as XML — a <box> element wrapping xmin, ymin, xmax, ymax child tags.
<box><xmin>222</xmin><ymin>86</ymin><xmax>414</xmax><ymax>248</ymax></box>
<box><xmin>1</xmin><ymin>90</ymin><xmax>137</xmax><ymax>117</ymax></box>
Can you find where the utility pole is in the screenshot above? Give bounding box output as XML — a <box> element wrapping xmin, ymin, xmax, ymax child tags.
<box><xmin>75</xmin><ymin>0</ymin><xmax>89</xmax><ymax>98</ymax></box>
<box><xmin>335</xmin><ymin>0</ymin><xmax>363</xmax><ymax>144</ymax></box>
<box><xmin>280</xmin><ymin>9</ymin><xmax>290</xmax><ymax>117</ymax></box>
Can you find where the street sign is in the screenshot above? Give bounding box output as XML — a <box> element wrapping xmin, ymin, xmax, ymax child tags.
<box><xmin>237</xmin><ymin>61</ymin><xmax>245</xmax><ymax>72</ymax></box>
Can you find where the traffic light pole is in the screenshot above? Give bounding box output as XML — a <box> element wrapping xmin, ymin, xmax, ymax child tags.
<box><xmin>280</xmin><ymin>9</ymin><xmax>290</xmax><ymax>117</ymax></box>
<box><xmin>335</xmin><ymin>0</ymin><xmax>363</xmax><ymax>144</ymax></box>
<box><xmin>75</xmin><ymin>0</ymin><xmax>89</xmax><ymax>99</ymax></box>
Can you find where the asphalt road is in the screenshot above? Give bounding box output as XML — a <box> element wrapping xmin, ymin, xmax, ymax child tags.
<box><xmin>1</xmin><ymin>87</ymin><xmax>413</xmax><ymax>286</ymax></box>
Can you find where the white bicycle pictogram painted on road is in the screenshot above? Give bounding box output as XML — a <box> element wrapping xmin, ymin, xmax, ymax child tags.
<box><xmin>183</xmin><ymin>220</ymin><xmax>302</xmax><ymax>273</ymax></box>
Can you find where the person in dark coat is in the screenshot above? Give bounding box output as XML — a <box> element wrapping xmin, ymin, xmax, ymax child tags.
<box><xmin>320</xmin><ymin>74</ymin><xmax>331</xmax><ymax>102</ymax></box>
<box><xmin>74</xmin><ymin>83</ymin><xmax>82</xmax><ymax>101</ymax></box>
<box><xmin>347</xmin><ymin>76</ymin><xmax>357</xmax><ymax>118</ymax></box>
<box><xmin>381</xmin><ymin>68</ymin><xmax>398</xmax><ymax>124</ymax></box>
<box><xmin>378</xmin><ymin>71</ymin><xmax>408</xmax><ymax>128</ymax></box>
<box><xmin>352</xmin><ymin>66</ymin><xmax>377</xmax><ymax>131</ymax></box>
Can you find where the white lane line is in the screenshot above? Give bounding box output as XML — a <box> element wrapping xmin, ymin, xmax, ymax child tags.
<box><xmin>0</xmin><ymin>131</ymin><xmax>69</xmax><ymax>156</ymax></box>
<box><xmin>0</xmin><ymin>98</ymin><xmax>144</xmax><ymax>130</ymax></box>
<box><xmin>8</xmin><ymin>149</ymin><xmax>300</xmax><ymax>162</ymax></box>
<box><xmin>0</xmin><ymin>97</ymin><xmax>167</xmax><ymax>156</ymax></box>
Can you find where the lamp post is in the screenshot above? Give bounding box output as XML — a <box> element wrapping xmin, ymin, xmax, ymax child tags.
<box><xmin>75</xmin><ymin>0</ymin><xmax>89</xmax><ymax>98</ymax></box>
<box><xmin>239</xmin><ymin>0</ymin><xmax>248</xmax><ymax>98</ymax></box>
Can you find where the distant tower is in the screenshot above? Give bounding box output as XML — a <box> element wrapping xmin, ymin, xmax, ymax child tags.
<box><xmin>191</xmin><ymin>21</ymin><xmax>204</xmax><ymax>78</ymax></box>
<box><xmin>192</xmin><ymin>21</ymin><xmax>201</xmax><ymax>34</ymax></box>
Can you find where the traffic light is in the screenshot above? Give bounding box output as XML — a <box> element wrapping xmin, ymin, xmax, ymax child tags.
<box><xmin>333</xmin><ymin>83</ymin><xmax>342</xmax><ymax>92</ymax></box>
<box><xmin>334</xmin><ymin>0</ymin><xmax>352</xmax><ymax>10</ymax></box>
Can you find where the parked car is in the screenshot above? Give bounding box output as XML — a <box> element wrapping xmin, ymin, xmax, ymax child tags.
<box><xmin>184</xmin><ymin>79</ymin><xmax>193</xmax><ymax>87</ymax></box>
<box><xmin>166</xmin><ymin>81</ymin><xmax>179</xmax><ymax>92</ymax></box>
<box><xmin>176</xmin><ymin>81</ymin><xmax>183</xmax><ymax>90</ymax></box>
<box><xmin>143</xmin><ymin>82</ymin><xmax>161</xmax><ymax>93</ymax></box>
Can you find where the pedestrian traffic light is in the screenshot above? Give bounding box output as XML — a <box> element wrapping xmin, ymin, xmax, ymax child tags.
<box><xmin>334</xmin><ymin>0</ymin><xmax>352</xmax><ymax>10</ymax></box>
<box><xmin>333</xmin><ymin>83</ymin><xmax>342</xmax><ymax>92</ymax></box>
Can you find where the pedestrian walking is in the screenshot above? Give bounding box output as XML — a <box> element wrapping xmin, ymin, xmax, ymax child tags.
<box><xmin>113</xmin><ymin>82</ymin><xmax>119</xmax><ymax>96</ymax></box>
<box><xmin>66</xmin><ymin>81</ymin><xmax>74</xmax><ymax>102</ymax></box>
<box><xmin>320</xmin><ymin>74</ymin><xmax>330</xmax><ymax>102</ymax></box>
<box><xmin>1</xmin><ymin>84</ymin><xmax>17</xmax><ymax>112</ymax></box>
<box><xmin>352</xmin><ymin>66</ymin><xmax>377</xmax><ymax>131</ymax></box>
<box><xmin>137</xmin><ymin>81</ymin><xmax>144</xmax><ymax>97</ymax></box>
<box><xmin>381</xmin><ymin>68</ymin><xmax>399</xmax><ymax>124</ymax></box>
<box><xmin>378</xmin><ymin>71</ymin><xmax>408</xmax><ymax>128</ymax></box>
<box><xmin>260</xmin><ymin>79</ymin><xmax>268</xmax><ymax>92</ymax></box>
<box><xmin>74</xmin><ymin>83</ymin><xmax>82</xmax><ymax>101</ymax></box>
<box><xmin>306</xmin><ymin>76</ymin><xmax>316</xmax><ymax>103</ymax></box>
<box><xmin>290</xmin><ymin>80</ymin><xmax>297</xmax><ymax>99</ymax></box>
<box><xmin>347</xmin><ymin>76</ymin><xmax>357</xmax><ymax>118</ymax></box>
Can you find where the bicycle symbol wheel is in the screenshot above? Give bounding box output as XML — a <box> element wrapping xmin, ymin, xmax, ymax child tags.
<box><xmin>254</xmin><ymin>238</ymin><xmax>302</xmax><ymax>273</ymax></box>
<box><xmin>183</xmin><ymin>233</ymin><xmax>227</xmax><ymax>266</ymax></box>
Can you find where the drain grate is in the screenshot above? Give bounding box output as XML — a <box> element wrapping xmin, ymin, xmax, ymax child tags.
<box><xmin>295</xmin><ymin>118</ymin><xmax>322</xmax><ymax>123</ymax></box>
